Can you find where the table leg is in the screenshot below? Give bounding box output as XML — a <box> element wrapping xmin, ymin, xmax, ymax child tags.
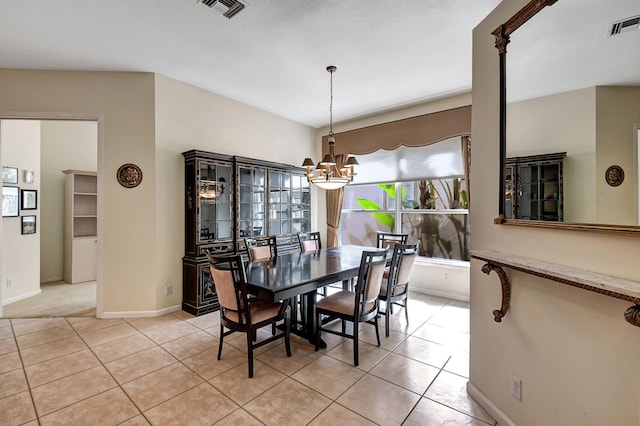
<box><xmin>342</xmin><ymin>278</ymin><xmax>352</xmax><ymax>291</ymax></box>
<box><xmin>303</xmin><ymin>289</ymin><xmax>327</xmax><ymax>349</ymax></box>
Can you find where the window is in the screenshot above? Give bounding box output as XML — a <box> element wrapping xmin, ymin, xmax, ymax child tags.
<box><xmin>340</xmin><ymin>179</ymin><xmax>469</xmax><ymax>261</ymax></box>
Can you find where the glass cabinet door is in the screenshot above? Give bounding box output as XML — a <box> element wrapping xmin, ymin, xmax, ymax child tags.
<box><xmin>238</xmin><ymin>166</ymin><xmax>266</xmax><ymax>238</ymax></box>
<box><xmin>540</xmin><ymin>164</ymin><xmax>561</xmax><ymax>221</ymax></box>
<box><xmin>504</xmin><ymin>165</ymin><xmax>515</xmax><ymax>219</ymax></box>
<box><xmin>198</xmin><ymin>161</ymin><xmax>233</xmax><ymax>244</ymax></box>
<box><xmin>291</xmin><ymin>174</ymin><xmax>310</xmax><ymax>233</ymax></box>
<box><xmin>517</xmin><ymin>164</ymin><xmax>538</xmax><ymax>220</ymax></box>
<box><xmin>268</xmin><ymin>171</ymin><xmax>293</xmax><ymax>235</ymax></box>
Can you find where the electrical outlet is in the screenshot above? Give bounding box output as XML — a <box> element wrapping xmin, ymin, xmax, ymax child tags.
<box><xmin>6</xmin><ymin>278</ymin><xmax>12</xmax><ymax>288</ymax></box>
<box><xmin>165</xmin><ymin>285</ymin><xmax>173</xmax><ymax>296</ymax></box>
<box><xmin>443</xmin><ymin>273</ymin><xmax>449</xmax><ymax>283</ymax></box>
<box><xmin>511</xmin><ymin>375</ymin><xmax>522</xmax><ymax>400</ymax></box>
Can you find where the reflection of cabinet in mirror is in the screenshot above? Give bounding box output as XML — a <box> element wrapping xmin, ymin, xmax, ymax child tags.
<box><xmin>505</xmin><ymin>152</ymin><xmax>565</xmax><ymax>221</ymax></box>
<box><xmin>182</xmin><ymin>150</ymin><xmax>311</xmax><ymax>315</ymax></box>
<box><xmin>63</xmin><ymin>170</ymin><xmax>98</xmax><ymax>284</ymax></box>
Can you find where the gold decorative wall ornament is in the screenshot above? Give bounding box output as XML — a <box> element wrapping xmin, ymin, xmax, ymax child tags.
<box><xmin>605</xmin><ymin>165</ymin><xmax>624</xmax><ymax>187</ymax></box>
<box><xmin>117</xmin><ymin>163</ymin><xmax>143</xmax><ymax>188</ymax></box>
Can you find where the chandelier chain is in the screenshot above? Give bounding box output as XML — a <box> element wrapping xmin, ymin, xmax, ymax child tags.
<box><xmin>329</xmin><ymin>68</ymin><xmax>334</xmax><ymax>136</ymax></box>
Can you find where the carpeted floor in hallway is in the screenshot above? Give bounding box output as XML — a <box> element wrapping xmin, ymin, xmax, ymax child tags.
<box><xmin>2</xmin><ymin>280</ymin><xmax>96</xmax><ymax>318</ymax></box>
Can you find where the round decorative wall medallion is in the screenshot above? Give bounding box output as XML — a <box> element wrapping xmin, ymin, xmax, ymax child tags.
<box><xmin>116</xmin><ymin>163</ymin><xmax>143</xmax><ymax>188</ymax></box>
<box><xmin>605</xmin><ymin>165</ymin><xmax>624</xmax><ymax>187</ymax></box>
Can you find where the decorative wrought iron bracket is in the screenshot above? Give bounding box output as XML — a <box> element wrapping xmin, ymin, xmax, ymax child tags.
<box><xmin>480</xmin><ymin>263</ymin><xmax>511</xmax><ymax>322</ymax></box>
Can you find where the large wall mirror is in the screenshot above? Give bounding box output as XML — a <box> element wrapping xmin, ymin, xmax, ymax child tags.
<box><xmin>494</xmin><ymin>0</ymin><xmax>640</xmax><ymax>234</ymax></box>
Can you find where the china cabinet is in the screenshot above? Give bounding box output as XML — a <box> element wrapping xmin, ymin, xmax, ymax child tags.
<box><xmin>505</xmin><ymin>152</ymin><xmax>565</xmax><ymax>221</ymax></box>
<box><xmin>182</xmin><ymin>150</ymin><xmax>310</xmax><ymax>315</ymax></box>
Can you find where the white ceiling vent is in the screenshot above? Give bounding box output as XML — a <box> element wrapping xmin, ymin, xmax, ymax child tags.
<box><xmin>608</xmin><ymin>14</ymin><xmax>640</xmax><ymax>36</ymax></box>
<box><xmin>198</xmin><ymin>0</ymin><xmax>245</xmax><ymax>19</ymax></box>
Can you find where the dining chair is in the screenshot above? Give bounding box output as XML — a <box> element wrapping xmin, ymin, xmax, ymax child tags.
<box><xmin>297</xmin><ymin>231</ymin><xmax>321</xmax><ymax>252</ymax></box>
<box><xmin>206</xmin><ymin>253</ymin><xmax>291</xmax><ymax>378</ymax></box>
<box><xmin>376</xmin><ymin>231</ymin><xmax>408</xmax><ymax>250</ymax></box>
<box><xmin>245</xmin><ymin>235</ymin><xmax>277</xmax><ymax>262</ymax></box>
<box><xmin>297</xmin><ymin>231</ymin><xmax>325</xmax><ymax>311</ymax></box>
<box><xmin>378</xmin><ymin>242</ymin><xmax>418</xmax><ymax>337</ymax></box>
<box><xmin>314</xmin><ymin>249</ymin><xmax>388</xmax><ymax>366</ymax></box>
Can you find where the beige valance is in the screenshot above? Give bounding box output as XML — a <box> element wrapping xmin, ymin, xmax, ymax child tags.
<box><xmin>321</xmin><ymin>105</ymin><xmax>471</xmax><ymax>155</ymax></box>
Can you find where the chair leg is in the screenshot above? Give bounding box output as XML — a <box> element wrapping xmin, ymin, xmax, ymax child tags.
<box><xmin>374</xmin><ymin>315</ymin><xmax>381</xmax><ymax>347</ymax></box>
<box><xmin>217</xmin><ymin>324</ymin><xmax>224</xmax><ymax>360</ymax></box>
<box><xmin>314</xmin><ymin>311</ymin><xmax>321</xmax><ymax>352</ymax></box>
<box><xmin>385</xmin><ymin>305</ymin><xmax>390</xmax><ymax>337</ymax></box>
<box><xmin>246</xmin><ymin>333</ymin><xmax>254</xmax><ymax>378</ymax></box>
<box><xmin>404</xmin><ymin>299</ymin><xmax>409</xmax><ymax>323</ymax></box>
<box><xmin>284</xmin><ymin>312</ymin><xmax>292</xmax><ymax>357</ymax></box>
<box><xmin>353</xmin><ymin>320</ymin><xmax>359</xmax><ymax>366</ymax></box>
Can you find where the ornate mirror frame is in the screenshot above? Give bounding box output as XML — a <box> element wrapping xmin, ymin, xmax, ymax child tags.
<box><xmin>492</xmin><ymin>0</ymin><xmax>640</xmax><ymax>236</ymax></box>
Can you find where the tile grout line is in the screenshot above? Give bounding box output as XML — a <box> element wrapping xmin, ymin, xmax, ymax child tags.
<box><xmin>9</xmin><ymin>318</ymin><xmax>42</xmax><ymax>424</ymax></box>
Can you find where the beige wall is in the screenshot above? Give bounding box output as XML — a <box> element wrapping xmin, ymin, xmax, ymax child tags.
<box><xmin>0</xmin><ymin>70</ymin><xmax>318</xmax><ymax>316</ymax></box>
<box><xmin>153</xmin><ymin>75</ymin><xmax>317</xmax><ymax>309</ymax></box>
<box><xmin>1</xmin><ymin>120</ymin><xmax>41</xmax><ymax>305</ymax></box>
<box><xmin>471</xmin><ymin>1</ymin><xmax>640</xmax><ymax>424</ymax></box>
<box><xmin>595</xmin><ymin>86</ymin><xmax>640</xmax><ymax>225</ymax></box>
<box><xmin>0</xmin><ymin>70</ymin><xmax>156</xmax><ymax>316</ymax></box>
<box><xmin>508</xmin><ymin>88</ymin><xmax>596</xmax><ymax>223</ymax></box>
<box><xmin>40</xmin><ymin>120</ymin><xmax>97</xmax><ymax>283</ymax></box>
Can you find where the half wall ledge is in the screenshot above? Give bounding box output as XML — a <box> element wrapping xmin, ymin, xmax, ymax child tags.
<box><xmin>470</xmin><ymin>250</ymin><xmax>640</xmax><ymax>328</ymax></box>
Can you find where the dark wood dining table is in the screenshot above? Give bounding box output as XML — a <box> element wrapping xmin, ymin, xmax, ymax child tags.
<box><xmin>244</xmin><ymin>245</ymin><xmax>374</xmax><ymax>348</ymax></box>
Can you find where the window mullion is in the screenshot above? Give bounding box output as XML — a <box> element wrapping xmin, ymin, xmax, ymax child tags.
<box><xmin>395</xmin><ymin>182</ymin><xmax>402</xmax><ymax>233</ymax></box>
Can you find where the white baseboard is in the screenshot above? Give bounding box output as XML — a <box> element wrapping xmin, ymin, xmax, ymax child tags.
<box><xmin>467</xmin><ymin>381</ymin><xmax>515</xmax><ymax>426</ymax></box>
<box><xmin>2</xmin><ymin>289</ymin><xmax>42</xmax><ymax>306</ymax></box>
<box><xmin>99</xmin><ymin>304</ymin><xmax>182</xmax><ymax>319</ymax></box>
<box><xmin>410</xmin><ymin>287</ymin><xmax>470</xmax><ymax>302</ymax></box>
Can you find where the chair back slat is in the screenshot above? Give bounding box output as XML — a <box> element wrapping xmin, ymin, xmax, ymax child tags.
<box><xmin>250</xmin><ymin>245</ymin><xmax>272</xmax><ymax>261</ymax></box>
<box><xmin>301</xmin><ymin>239</ymin><xmax>318</xmax><ymax>252</ymax></box>
<box><xmin>209</xmin><ymin>267</ymin><xmax>239</xmax><ymax>312</ymax></box>
<box><xmin>354</xmin><ymin>249</ymin><xmax>388</xmax><ymax>317</ymax></box>
<box><xmin>245</xmin><ymin>236</ymin><xmax>277</xmax><ymax>261</ymax></box>
<box><xmin>297</xmin><ymin>232</ymin><xmax>321</xmax><ymax>252</ymax></box>
<box><xmin>206</xmin><ymin>254</ymin><xmax>250</xmax><ymax>324</ymax></box>
<box><xmin>376</xmin><ymin>231</ymin><xmax>408</xmax><ymax>249</ymax></box>
<box><xmin>364</xmin><ymin>261</ymin><xmax>386</xmax><ymax>302</ymax></box>
<box><xmin>396</xmin><ymin>252</ymin><xmax>417</xmax><ymax>285</ymax></box>
<box><xmin>386</xmin><ymin>243</ymin><xmax>419</xmax><ymax>296</ymax></box>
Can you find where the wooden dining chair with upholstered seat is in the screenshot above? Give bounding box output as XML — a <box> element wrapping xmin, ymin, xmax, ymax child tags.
<box><xmin>314</xmin><ymin>249</ymin><xmax>388</xmax><ymax>366</ymax></box>
<box><xmin>376</xmin><ymin>231</ymin><xmax>409</xmax><ymax>281</ymax></box>
<box><xmin>206</xmin><ymin>253</ymin><xmax>291</xmax><ymax>378</ymax></box>
<box><xmin>378</xmin><ymin>243</ymin><xmax>418</xmax><ymax>337</ymax></box>
<box><xmin>376</xmin><ymin>231</ymin><xmax>408</xmax><ymax>250</ymax></box>
<box><xmin>297</xmin><ymin>231</ymin><xmax>321</xmax><ymax>252</ymax></box>
<box><xmin>245</xmin><ymin>236</ymin><xmax>277</xmax><ymax>262</ymax></box>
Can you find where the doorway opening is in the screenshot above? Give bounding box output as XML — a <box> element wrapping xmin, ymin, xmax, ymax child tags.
<box><xmin>0</xmin><ymin>118</ymin><xmax>100</xmax><ymax>318</ymax></box>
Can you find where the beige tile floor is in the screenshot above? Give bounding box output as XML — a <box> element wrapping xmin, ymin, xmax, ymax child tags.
<box><xmin>0</xmin><ymin>292</ymin><xmax>495</xmax><ymax>426</ymax></box>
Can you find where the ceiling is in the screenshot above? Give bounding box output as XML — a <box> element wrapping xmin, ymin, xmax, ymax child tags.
<box><xmin>508</xmin><ymin>0</ymin><xmax>640</xmax><ymax>103</ymax></box>
<box><xmin>0</xmin><ymin>0</ymin><xmax>500</xmax><ymax>128</ymax></box>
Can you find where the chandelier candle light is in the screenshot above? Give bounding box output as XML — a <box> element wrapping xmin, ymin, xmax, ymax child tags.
<box><xmin>302</xmin><ymin>65</ymin><xmax>358</xmax><ymax>190</ymax></box>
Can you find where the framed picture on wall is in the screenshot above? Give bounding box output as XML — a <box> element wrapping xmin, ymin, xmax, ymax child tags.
<box><xmin>21</xmin><ymin>189</ymin><xmax>37</xmax><ymax>210</ymax></box>
<box><xmin>2</xmin><ymin>186</ymin><xmax>19</xmax><ymax>217</ymax></box>
<box><xmin>2</xmin><ymin>167</ymin><xmax>18</xmax><ymax>184</ymax></box>
<box><xmin>21</xmin><ymin>215</ymin><xmax>36</xmax><ymax>235</ymax></box>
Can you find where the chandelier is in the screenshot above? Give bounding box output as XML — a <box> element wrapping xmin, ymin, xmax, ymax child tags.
<box><xmin>302</xmin><ymin>66</ymin><xmax>358</xmax><ymax>190</ymax></box>
<box><xmin>200</xmin><ymin>177</ymin><xmax>225</xmax><ymax>199</ymax></box>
